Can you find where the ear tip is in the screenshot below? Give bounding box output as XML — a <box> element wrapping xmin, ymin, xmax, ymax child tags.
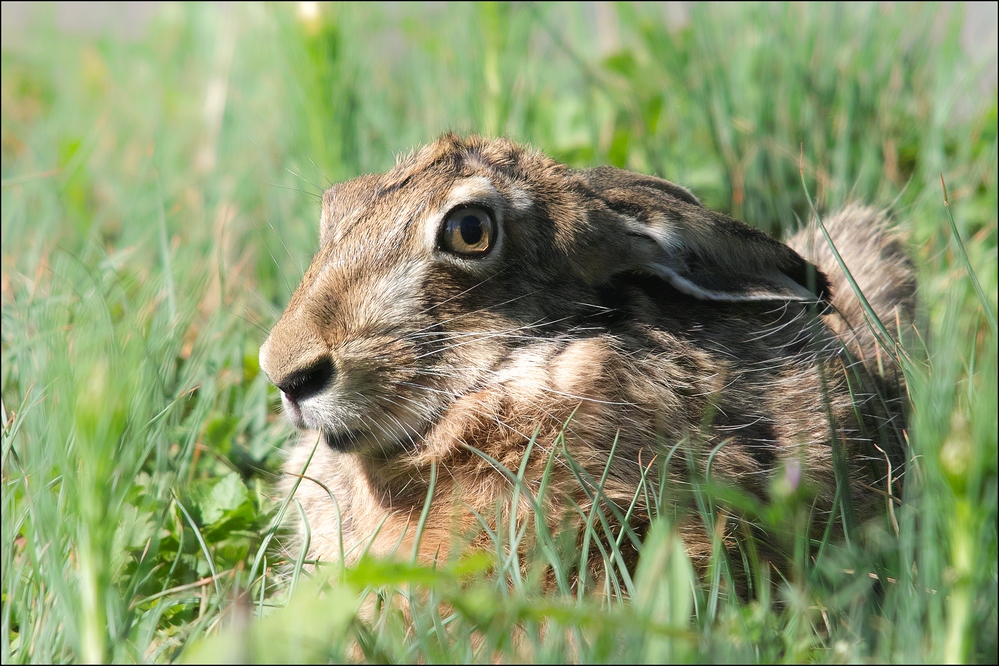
<box><xmin>782</xmin><ymin>258</ymin><xmax>833</xmax><ymax>303</ymax></box>
<box><xmin>816</xmin><ymin>272</ymin><xmax>834</xmax><ymax>303</ymax></box>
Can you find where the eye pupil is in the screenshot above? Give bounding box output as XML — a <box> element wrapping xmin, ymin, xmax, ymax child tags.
<box><xmin>460</xmin><ymin>215</ymin><xmax>483</xmax><ymax>245</ymax></box>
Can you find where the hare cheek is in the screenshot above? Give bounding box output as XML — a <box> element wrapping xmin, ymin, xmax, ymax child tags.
<box><xmin>551</xmin><ymin>338</ymin><xmax>611</xmax><ymax>395</ymax></box>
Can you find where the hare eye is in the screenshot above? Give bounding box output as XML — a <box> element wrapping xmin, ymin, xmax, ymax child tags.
<box><xmin>439</xmin><ymin>206</ymin><xmax>496</xmax><ymax>256</ymax></box>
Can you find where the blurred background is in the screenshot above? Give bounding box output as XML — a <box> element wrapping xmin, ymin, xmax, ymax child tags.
<box><xmin>1</xmin><ymin>3</ymin><xmax>996</xmax><ymax>663</ymax></box>
<box><xmin>3</xmin><ymin>3</ymin><xmax>996</xmax><ymax>280</ymax></box>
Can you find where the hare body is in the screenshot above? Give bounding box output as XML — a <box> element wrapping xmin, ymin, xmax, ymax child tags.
<box><xmin>260</xmin><ymin>135</ymin><xmax>915</xmax><ymax>576</ymax></box>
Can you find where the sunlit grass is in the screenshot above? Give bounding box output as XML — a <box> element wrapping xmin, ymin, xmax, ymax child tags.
<box><xmin>2</xmin><ymin>3</ymin><xmax>996</xmax><ymax>663</ymax></box>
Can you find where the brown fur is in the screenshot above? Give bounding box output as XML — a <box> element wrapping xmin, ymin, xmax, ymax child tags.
<box><xmin>259</xmin><ymin>135</ymin><xmax>916</xmax><ymax>584</ymax></box>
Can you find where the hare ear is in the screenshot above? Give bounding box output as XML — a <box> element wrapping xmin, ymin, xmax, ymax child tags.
<box><xmin>579</xmin><ymin>168</ymin><xmax>831</xmax><ymax>303</ymax></box>
<box><xmin>319</xmin><ymin>174</ymin><xmax>382</xmax><ymax>245</ymax></box>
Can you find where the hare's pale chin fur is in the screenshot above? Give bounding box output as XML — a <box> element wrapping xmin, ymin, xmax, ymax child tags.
<box><xmin>260</xmin><ymin>134</ymin><xmax>916</xmax><ymax>582</ymax></box>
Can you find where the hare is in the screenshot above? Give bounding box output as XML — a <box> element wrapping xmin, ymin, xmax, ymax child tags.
<box><xmin>259</xmin><ymin>134</ymin><xmax>915</xmax><ymax>585</ymax></box>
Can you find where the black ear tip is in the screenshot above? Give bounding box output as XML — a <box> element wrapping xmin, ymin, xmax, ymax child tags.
<box><xmin>807</xmin><ymin>267</ymin><xmax>833</xmax><ymax>303</ymax></box>
<box><xmin>784</xmin><ymin>260</ymin><xmax>833</xmax><ymax>303</ymax></box>
<box><xmin>816</xmin><ymin>271</ymin><xmax>834</xmax><ymax>304</ymax></box>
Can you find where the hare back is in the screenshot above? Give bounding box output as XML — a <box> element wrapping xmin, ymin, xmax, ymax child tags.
<box><xmin>262</xmin><ymin>134</ymin><xmax>913</xmax><ymax>572</ymax></box>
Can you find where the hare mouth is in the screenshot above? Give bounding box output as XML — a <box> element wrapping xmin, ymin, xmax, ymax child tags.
<box><xmin>321</xmin><ymin>427</ymin><xmax>417</xmax><ymax>454</ymax></box>
<box><xmin>322</xmin><ymin>428</ymin><xmax>368</xmax><ymax>452</ymax></box>
<box><xmin>321</xmin><ymin>417</ymin><xmax>433</xmax><ymax>454</ymax></box>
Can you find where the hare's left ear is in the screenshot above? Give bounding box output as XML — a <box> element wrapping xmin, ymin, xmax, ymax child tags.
<box><xmin>576</xmin><ymin>168</ymin><xmax>831</xmax><ymax>303</ymax></box>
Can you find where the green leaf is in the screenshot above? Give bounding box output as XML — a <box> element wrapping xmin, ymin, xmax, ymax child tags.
<box><xmin>203</xmin><ymin>413</ymin><xmax>238</xmax><ymax>455</ymax></box>
<box><xmin>198</xmin><ymin>473</ymin><xmax>249</xmax><ymax>526</ymax></box>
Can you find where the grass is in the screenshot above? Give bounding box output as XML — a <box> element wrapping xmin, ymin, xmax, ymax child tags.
<box><xmin>1</xmin><ymin>2</ymin><xmax>996</xmax><ymax>663</ymax></box>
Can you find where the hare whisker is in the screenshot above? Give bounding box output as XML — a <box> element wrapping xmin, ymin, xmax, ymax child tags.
<box><xmin>406</xmin><ymin>290</ymin><xmax>541</xmax><ymax>335</ymax></box>
<box><xmin>538</xmin><ymin>387</ymin><xmax>636</xmax><ymax>407</ymax></box>
<box><xmin>411</xmin><ymin>270</ymin><xmax>506</xmax><ymax>317</ymax></box>
<box><xmin>411</xmin><ymin>328</ymin><xmax>555</xmax><ymax>360</ymax></box>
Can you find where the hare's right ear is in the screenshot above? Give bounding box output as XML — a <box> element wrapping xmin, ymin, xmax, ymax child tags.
<box><xmin>319</xmin><ymin>174</ymin><xmax>383</xmax><ymax>245</ymax></box>
<box><xmin>576</xmin><ymin>167</ymin><xmax>831</xmax><ymax>303</ymax></box>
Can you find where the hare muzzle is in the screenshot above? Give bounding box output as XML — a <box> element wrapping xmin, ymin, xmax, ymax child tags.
<box><xmin>259</xmin><ymin>312</ymin><xmax>333</xmax><ymax>429</ymax></box>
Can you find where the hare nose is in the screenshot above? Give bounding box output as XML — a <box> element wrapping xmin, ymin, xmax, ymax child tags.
<box><xmin>276</xmin><ymin>358</ymin><xmax>334</xmax><ymax>402</ymax></box>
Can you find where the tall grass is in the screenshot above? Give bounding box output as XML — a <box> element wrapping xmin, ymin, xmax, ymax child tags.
<box><xmin>2</xmin><ymin>3</ymin><xmax>996</xmax><ymax>663</ymax></box>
